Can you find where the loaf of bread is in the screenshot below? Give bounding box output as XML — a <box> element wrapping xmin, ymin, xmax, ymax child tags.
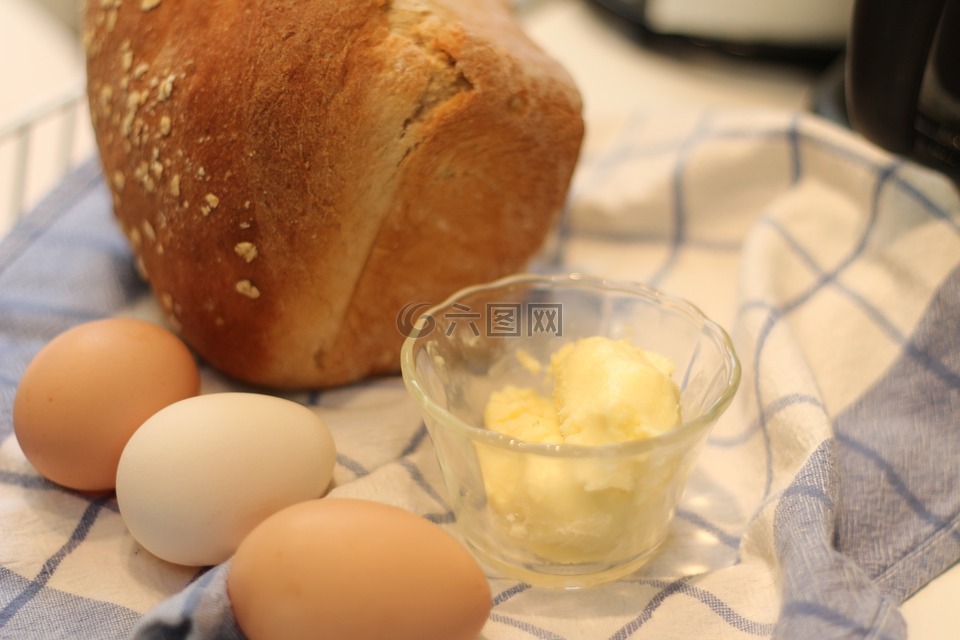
<box><xmin>83</xmin><ymin>0</ymin><xmax>583</xmax><ymax>388</ymax></box>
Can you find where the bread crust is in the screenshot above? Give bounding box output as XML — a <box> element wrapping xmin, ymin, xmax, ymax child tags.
<box><xmin>83</xmin><ymin>0</ymin><xmax>583</xmax><ymax>388</ymax></box>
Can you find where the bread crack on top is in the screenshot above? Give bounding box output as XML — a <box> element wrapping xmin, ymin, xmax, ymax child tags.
<box><xmin>84</xmin><ymin>0</ymin><xmax>584</xmax><ymax>389</ymax></box>
<box><xmin>397</xmin><ymin>66</ymin><xmax>474</xmax><ymax>168</ymax></box>
<box><xmin>388</xmin><ymin>0</ymin><xmax>476</xmax><ymax>167</ymax></box>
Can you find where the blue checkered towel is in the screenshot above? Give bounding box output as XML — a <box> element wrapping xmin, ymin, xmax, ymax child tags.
<box><xmin>1</xmin><ymin>109</ymin><xmax>958</xmax><ymax>639</ymax></box>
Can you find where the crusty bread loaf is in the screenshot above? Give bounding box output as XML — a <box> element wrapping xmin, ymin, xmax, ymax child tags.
<box><xmin>83</xmin><ymin>0</ymin><xmax>583</xmax><ymax>389</ymax></box>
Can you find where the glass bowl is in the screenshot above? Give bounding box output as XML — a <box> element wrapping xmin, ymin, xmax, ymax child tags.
<box><xmin>400</xmin><ymin>273</ymin><xmax>740</xmax><ymax>588</ymax></box>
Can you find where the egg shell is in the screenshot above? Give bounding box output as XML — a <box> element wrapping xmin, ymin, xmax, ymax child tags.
<box><xmin>12</xmin><ymin>317</ymin><xmax>200</xmax><ymax>491</ymax></box>
<box><xmin>227</xmin><ymin>498</ymin><xmax>492</xmax><ymax>640</ymax></box>
<box><xmin>116</xmin><ymin>392</ymin><xmax>336</xmax><ymax>566</ymax></box>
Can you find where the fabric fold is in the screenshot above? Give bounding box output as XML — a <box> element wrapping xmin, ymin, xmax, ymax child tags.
<box><xmin>0</xmin><ymin>109</ymin><xmax>957</xmax><ymax>640</ymax></box>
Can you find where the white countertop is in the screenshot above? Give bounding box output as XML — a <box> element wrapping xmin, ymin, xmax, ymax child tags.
<box><xmin>519</xmin><ymin>0</ymin><xmax>823</xmax><ymax>120</ymax></box>
<box><xmin>0</xmin><ymin>0</ymin><xmax>91</xmax><ymax>236</ymax></box>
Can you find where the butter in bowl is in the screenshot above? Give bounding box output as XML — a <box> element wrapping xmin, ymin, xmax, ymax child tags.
<box><xmin>401</xmin><ymin>273</ymin><xmax>741</xmax><ymax>588</ymax></box>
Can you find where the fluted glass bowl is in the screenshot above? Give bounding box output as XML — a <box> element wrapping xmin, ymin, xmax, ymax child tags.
<box><xmin>400</xmin><ymin>273</ymin><xmax>740</xmax><ymax>588</ymax></box>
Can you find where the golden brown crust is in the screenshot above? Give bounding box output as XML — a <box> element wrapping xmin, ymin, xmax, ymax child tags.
<box><xmin>83</xmin><ymin>0</ymin><xmax>583</xmax><ymax>388</ymax></box>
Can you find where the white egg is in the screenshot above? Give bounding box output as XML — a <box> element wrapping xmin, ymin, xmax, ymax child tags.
<box><xmin>116</xmin><ymin>392</ymin><xmax>336</xmax><ymax>566</ymax></box>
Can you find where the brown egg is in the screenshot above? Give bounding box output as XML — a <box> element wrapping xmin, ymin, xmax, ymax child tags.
<box><xmin>227</xmin><ymin>498</ymin><xmax>492</xmax><ymax>640</ymax></box>
<box><xmin>13</xmin><ymin>317</ymin><xmax>200</xmax><ymax>492</ymax></box>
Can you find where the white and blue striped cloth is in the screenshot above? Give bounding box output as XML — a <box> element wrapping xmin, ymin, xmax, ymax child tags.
<box><xmin>1</xmin><ymin>109</ymin><xmax>958</xmax><ymax>639</ymax></box>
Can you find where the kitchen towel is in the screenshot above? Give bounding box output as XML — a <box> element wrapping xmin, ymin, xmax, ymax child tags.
<box><xmin>1</xmin><ymin>108</ymin><xmax>958</xmax><ymax>639</ymax></box>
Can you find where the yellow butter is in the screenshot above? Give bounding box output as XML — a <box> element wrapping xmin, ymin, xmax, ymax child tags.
<box><xmin>478</xmin><ymin>337</ymin><xmax>683</xmax><ymax>564</ymax></box>
<box><xmin>485</xmin><ymin>337</ymin><xmax>681</xmax><ymax>446</ymax></box>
